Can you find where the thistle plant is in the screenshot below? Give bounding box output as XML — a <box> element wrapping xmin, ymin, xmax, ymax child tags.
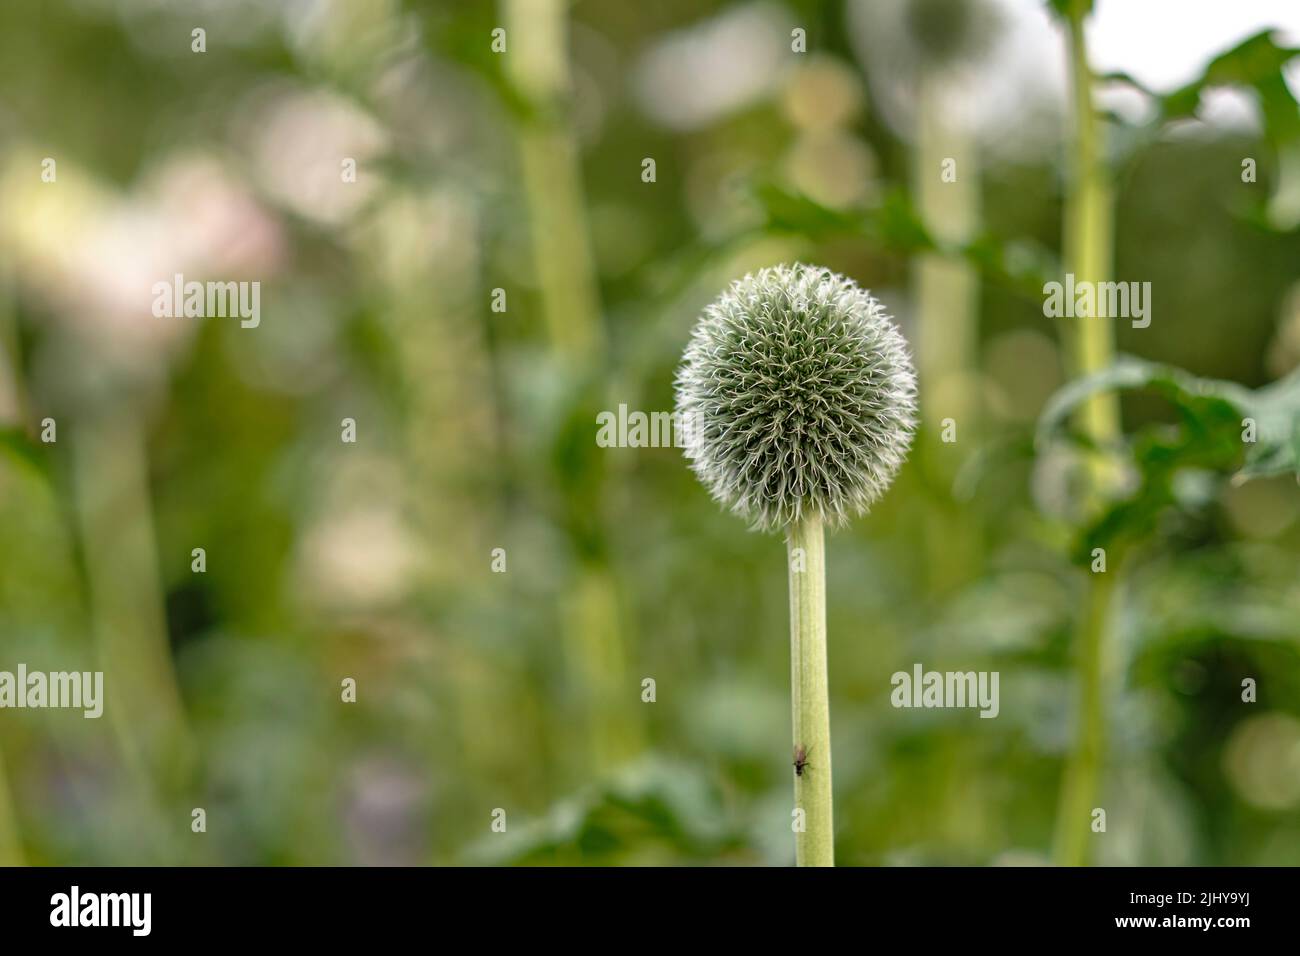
<box><xmin>676</xmin><ymin>263</ymin><xmax>916</xmax><ymax>866</ymax></box>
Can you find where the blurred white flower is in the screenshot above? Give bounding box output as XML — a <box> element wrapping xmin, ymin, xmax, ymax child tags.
<box><xmin>783</xmin><ymin>130</ymin><xmax>877</xmax><ymax>209</ymax></box>
<box><xmin>1223</xmin><ymin>713</ymin><xmax>1300</xmax><ymax>811</ymax></box>
<box><xmin>295</xmin><ymin>456</ymin><xmax>420</xmax><ymax>609</ymax></box>
<box><xmin>780</xmin><ymin>56</ymin><xmax>865</xmax><ymax>132</ymax></box>
<box><xmin>241</xmin><ymin>83</ymin><xmax>387</xmax><ymax>226</ymax></box>
<box><xmin>0</xmin><ymin>147</ymin><xmax>283</xmax><ymax>393</ymax></box>
<box><xmin>633</xmin><ymin>2</ymin><xmax>792</xmax><ymax>131</ymax></box>
<box><xmin>278</xmin><ymin>0</ymin><xmax>412</xmax><ymax>78</ymax></box>
<box><xmin>847</xmin><ymin>0</ymin><xmax>1067</xmax><ymax>159</ymax></box>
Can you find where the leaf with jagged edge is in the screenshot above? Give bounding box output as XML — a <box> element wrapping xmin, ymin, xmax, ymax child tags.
<box><xmin>1036</xmin><ymin>356</ymin><xmax>1300</xmax><ymax>561</ymax></box>
<box><xmin>1038</xmin><ymin>356</ymin><xmax>1300</xmax><ymax>479</ymax></box>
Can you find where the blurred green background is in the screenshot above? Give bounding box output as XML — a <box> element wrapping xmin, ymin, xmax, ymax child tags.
<box><xmin>1</xmin><ymin>0</ymin><xmax>1299</xmax><ymax>866</ymax></box>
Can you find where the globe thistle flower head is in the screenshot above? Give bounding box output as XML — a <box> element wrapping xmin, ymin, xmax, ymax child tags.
<box><xmin>676</xmin><ymin>263</ymin><xmax>917</xmax><ymax>533</ymax></box>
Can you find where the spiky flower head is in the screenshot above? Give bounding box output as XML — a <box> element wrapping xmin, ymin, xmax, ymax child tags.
<box><xmin>675</xmin><ymin>263</ymin><xmax>917</xmax><ymax>533</ymax></box>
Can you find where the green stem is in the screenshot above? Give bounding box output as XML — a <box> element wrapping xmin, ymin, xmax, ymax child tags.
<box><xmin>72</xmin><ymin>411</ymin><xmax>192</xmax><ymax>794</ymax></box>
<box><xmin>504</xmin><ymin>0</ymin><xmax>605</xmax><ymax>366</ymax></box>
<box><xmin>787</xmin><ymin>515</ymin><xmax>833</xmax><ymax>867</ymax></box>
<box><xmin>1053</xmin><ymin>570</ymin><xmax>1115</xmax><ymax>866</ymax></box>
<box><xmin>503</xmin><ymin>0</ymin><xmax>637</xmax><ymax>776</ymax></box>
<box><xmin>1053</xmin><ymin>1</ymin><xmax>1121</xmax><ymax>867</ymax></box>
<box><xmin>563</xmin><ymin>562</ymin><xmax>639</xmax><ymax>769</ymax></box>
<box><xmin>1063</xmin><ymin>2</ymin><xmax>1120</xmax><ymax>471</ymax></box>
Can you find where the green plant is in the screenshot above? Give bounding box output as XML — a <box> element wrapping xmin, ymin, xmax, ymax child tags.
<box><xmin>1049</xmin><ymin>0</ymin><xmax>1122</xmax><ymax>868</ymax></box>
<box><xmin>676</xmin><ymin>264</ymin><xmax>916</xmax><ymax>865</ymax></box>
<box><xmin>501</xmin><ymin>0</ymin><xmax>642</xmax><ymax>772</ymax></box>
<box><xmin>1045</xmin><ymin>0</ymin><xmax>1300</xmax><ymax>865</ymax></box>
<box><xmin>1038</xmin><ymin>354</ymin><xmax>1300</xmax><ymax>863</ymax></box>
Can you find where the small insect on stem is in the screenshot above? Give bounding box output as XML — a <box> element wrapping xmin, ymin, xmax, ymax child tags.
<box><xmin>793</xmin><ymin>743</ymin><xmax>813</xmax><ymax>777</ymax></box>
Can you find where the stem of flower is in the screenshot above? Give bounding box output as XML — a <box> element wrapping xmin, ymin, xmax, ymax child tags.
<box><xmin>787</xmin><ymin>515</ymin><xmax>833</xmax><ymax>867</ymax></box>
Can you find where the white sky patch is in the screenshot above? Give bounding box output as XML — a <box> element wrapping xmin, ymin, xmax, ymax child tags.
<box><xmin>1194</xmin><ymin>87</ymin><xmax>1266</xmax><ymax>135</ymax></box>
<box><xmin>633</xmin><ymin>2</ymin><xmax>791</xmax><ymax>131</ymax></box>
<box><xmin>1094</xmin><ymin>80</ymin><xmax>1157</xmax><ymax>127</ymax></box>
<box><xmin>1087</xmin><ymin>0</ymin><xmax>1300</xmax><ymax>94</ymax></box>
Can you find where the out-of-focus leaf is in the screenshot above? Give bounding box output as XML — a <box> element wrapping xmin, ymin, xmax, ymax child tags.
<box><xmin>0</xmin><ymin>425</ymin><xmax>51</xmax><ymax>479</ymax></box>
<box><xmin>1036</xmin><ymin>356</ymin><xmax>1300</xmax><ymax>558</ymax></box>
<box><xmin>1236</xmin><ymin>368</ymin><xmax>1300</xmax><ymax>479</ymax></box>
<box><xmin>1097</xmin><ymin>70</ymin><xmax>1157</xmax><ymax>99</ymax></box>
<box><xmin>1161</xmin><ymin>31</ymin><xmax>1300</xmax><ymax>150</ymax></box>
<box><xmin>1097</xmin><ymin>32</ymin><xmax>1300</xmax><ymax>229</ymax></box>
<box><xmin>1044</xmin><ymin>0</ymin><xmax>1089</xmax><ymax>19</ymax></box>
<box><xmin>751</xmin><ymin>182</ymin><xmax>1058</xmax><ymax>297</ymax></box>
<box><xmin>753</xmin><ymin>181</ymin><xmax>862</xmax><ymax>238</ymax></box>
<box><xmin>1100</xmin><ymin>32</ymin><xmax>1300</xmax><ymax>150</ymax></box>
<box><xmin>462</xmin><ymin>758</ymin><xmax>751</xmax><ymax>865</ymax></box>
<box><xmin>952</xmin><ymin>431</ymin><xmax>1036</xmax><ymax>502</ymax></box>
<box><xmin>1037</xmin><ymin>355</ymin><xmax>1300</xmax><ymax>479</ymax></box>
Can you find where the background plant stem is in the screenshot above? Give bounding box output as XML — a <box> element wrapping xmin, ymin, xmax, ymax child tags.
<box><xmin>1063</xmin><ymin>1</ymin><xmax>1120</xmax><ymax>471</ymax></box>
<box><xmin>1055</xmin><ymin>0</ymin><xmax>1120</xmax><ymax>867</ymax></box>
<box><xmin>787</xmin><ymin>515</ymin><xmax>833</xmax><ymax>867</ymax></box>
<box><xmin>504</xmin><ymin>0</ymin><xmax>638</xmax><ymax>773</ymax></box>
<box><xmin>72</xmin><ymin>410</ymin><xmax>192</xmax><ymax>797</ymax></box>
<box><xmin>1054</xmin><ymin>569</ymin><xmax>1115</xmax><ymax>866</ymax></box>
<box><xmin>915</xmin><ymin>72</ymin><xmax>981</xmax><ymax>595</ymax></box>
<box><xmin>505</xmin><ymin>0</ymin><xmax>604</xmax><ymax>365</ymax></box>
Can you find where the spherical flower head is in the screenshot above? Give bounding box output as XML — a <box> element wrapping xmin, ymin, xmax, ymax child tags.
<box><xmin>675</xmin><ymin>263</ymin><xmax>917</xmax><ymax>533</ymax></box>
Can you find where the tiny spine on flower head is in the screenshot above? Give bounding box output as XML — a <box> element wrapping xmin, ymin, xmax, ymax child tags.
<box><xmin>676</xmin><ymin>263</ymin><xmax>916</xmax><ymax>866</ymax></box>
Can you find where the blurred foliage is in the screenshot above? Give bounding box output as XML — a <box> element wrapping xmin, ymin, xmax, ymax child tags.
<box><xmin>0</xmin><ymin>0</ymin><xmax>1298</xmax><ymax>867</ymax></box>
<box><xmin>1038</xmin><ymin>356</ymin><xmax>1300</xmax><ymax>561</ymax></box>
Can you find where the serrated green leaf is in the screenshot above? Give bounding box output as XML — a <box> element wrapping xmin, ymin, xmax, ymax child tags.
<box><xmin>750</xmin><ymin>182</ymin><xmax>1059</xmax><ymax>298</ymax></box>
<box><xmin>1037</xmin><ymin>357</ymin><xmax>1300</xmax><ymax>559</ymax></box>
<box><xmin>1162</xmin><ymin>31</ymin><xmax>1300</xmax><ymax>148</ymax></box>
<box><xmin>1036</xmin><ymin>355</ymin><xmax>1300</xmax><ymax>480</ymax></box>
